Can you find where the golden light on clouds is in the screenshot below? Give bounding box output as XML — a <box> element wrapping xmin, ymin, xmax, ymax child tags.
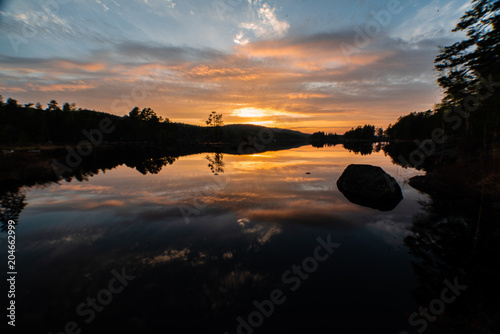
<box><xmin>0</xmin><ymin>0</ymin><xmax>462</xmax><ymax>134</ymax></box>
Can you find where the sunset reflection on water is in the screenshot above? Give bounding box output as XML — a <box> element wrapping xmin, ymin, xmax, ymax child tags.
<box><xmin>12</xmin><ymin>145</ymin><xmax>426</xmax><ymax>333</ymax></box>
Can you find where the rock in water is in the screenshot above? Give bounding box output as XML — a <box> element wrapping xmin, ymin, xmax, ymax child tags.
<box><xmin>337</xmin><ymin>164</ymin><xmax>403</xmax><ymax>211</ymax></box>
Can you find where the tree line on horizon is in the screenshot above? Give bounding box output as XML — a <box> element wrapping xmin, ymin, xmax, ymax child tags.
<box><xmin>0</xmin><ymin>97</ymin><xmax>305</xmax><ymax>148</ymax></box>
<box><xmin>0</xmin><ymin>97</ymin><xmax>214</xmax><ymax>146</ymax></box>
<box><xmin>311</xmin><ymin>125</ymin><xmax>384</xmax><ymax>144</ymax></box>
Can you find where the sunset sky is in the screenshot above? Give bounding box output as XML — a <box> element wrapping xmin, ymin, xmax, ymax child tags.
<box><xmin>0</xmin><ymin>0</ymin><xmax>471</xmax><ymax>133</ymax></box>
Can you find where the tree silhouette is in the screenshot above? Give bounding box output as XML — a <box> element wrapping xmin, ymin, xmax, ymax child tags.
<box><xmin>140</xmin><ymin>107</ymin><xmax>159</xmax><ymax>122</ymax></box>
<box><xmin>62</xmin><ymin>102</ymin><xmax>76</xmax><ymax>112</ymax></box>
<box><xmin>206</xmin><ymin>111</ymin><xmax>223</xmax><ymax>141</ymax></box>
<box><xmin>206</xmin><ymin>111</ymin><xmax>223</xmax><ymax>128</ymax></box>
<box><xmin>435</xmin><ymin>0</ymin><xmax>500</xmax><ymax>147</ymax></box>
<box><xmin>129</xmin><ymin>106</ymin><xmax>140</xmax><ymax>119</ymax></box>
<box><xmin>47</xmin><ymin>100</ymin><xmax>60</xmax><ymax>111</ymax></box>
<box><xmin>206</xmin><ymin>153</ymin><xmax>225</xmax><ymax>175</ymax></box>
<box><xmin>343</xmin><ymin>125</ymin><xmax>375</xmax><ymax>141</ymax></box>
<box><xmin>133</xmin><ymin>156</ymin><xmax>177</xmax><ymax>175</ymax></box>
<box><xmin>6</xmin><ymin>98</ymin><xmax>18</xmax><ymax>110</ymax></box>
<box><xmin>385</xmin><ymin>110</ymin><xmax>437</xmax><ymax>140</ymax></box>
<box><xmin>343</xmin><ymin>141</ymin><xmax>373</xmax><ymax>155</ymax></box>
<box><xmin>0</xmin><ymin>190</ymin><xmax>27</xmax><ymax>231</ymax></box>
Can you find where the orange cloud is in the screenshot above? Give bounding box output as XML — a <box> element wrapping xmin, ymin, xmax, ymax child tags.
<box><xmin>236</xmin><ymin>35</ymin><xmax>390</xmax><ymax>68</ymax></box>
<box><xmin>288</xmin><ymin>93</ymin><xmax>330</xmax><ymax>100</ymax></box>
<box><xmin>29</xmin><ymin>80</ymin><xmax>97</xmax><ymax>92</ymax></box>
<box><xmin>56</xmin><ymin>60</ymin><xmax>106</xmax><ymax>72</ymax></box>
<box><xmin>81</xmin><ymin>200</ymin><xmax>127</xmax><ymax>210</ymax></box>
<box><xmin>1</xmin><ymin>34</ymin><xmax>442</xmax><ymax>133</ymax></box>
<box><xmin>0</xmin><ymin>85</ymin><xmax>26</xmax><ymax>92</ymax></box>
<box><xmin>183</xmin><ymin>64</ymin><xmax>262</xmax><ymax>81</ymax></box>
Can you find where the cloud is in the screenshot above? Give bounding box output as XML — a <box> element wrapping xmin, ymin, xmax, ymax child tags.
<box><xmin>0</xmin><ymin>7</ymin><xmax>123</xmax><ymax>52</ymax></box>
<box><xmin>237</xmin><ymin>2</ymin><xmax>290</xmax><ymax>44</ymax></box>
<box><xmin>238</xmin><ymin>218</ymin><xmax>282</xmax><ymax>246</ymax></box>
<box><xmin>0</xmin><ymin>30</ymin><xmax>446</xmax><ymax>131</ymax></box>
<box><xmin>256</xmin><ymin>3</ymin><xmax>290</xmax><ymax>36</ymax></box>
<box><xmin>0</xmin><ymin>9</ymin><xmax>72</xmax><ymax>35</ymax></box>
<box><xmin>238</xmin><ymin>32</ymin><xmax>388</xmax><ymax>66</ymax></box>
<box><xmin>143</xmin><ymin>0</ymin><xmax>176</xmax><ymax>9</ymax></box>
<box><xmin>234</xmin><ymin>31</ymin><xmax>249</xmax><ymax>45</ymax></box>
<box><xmin>28</xmin><ymin>81</ymin><xmax>98</xmax><ymax>92</ymax></box>
<box><xmin>95</xmin><ymin>0</ymin><xmax>110</xmax><ymax>12</ymax></box>
<box><xmin>143</xmin><ymin>248</ymin><xmax>190</xmax><ymax>265</ymax></box>
<box><xmin>288</xmin><ymin>93</ymin><xmax>330</xmax><ymax>100</ymax></box>
<box><xmin>110</xmin><ymin>41</ymin><xmax>225</xmax><ymax>63</ymax></box>
<box><xmin>392</xmin><ymin>0</ymin><xmax>471</xmax><ymax>42</ymax></box>
<box><xmin>0</xmin><ymin>85</ymin><xmax>25</xmax><ymax>93</ymax></box>
<box><xmin>166</xmin><ymin>0</ymin><xmax>176</xmax><ymax>8</ymax></box>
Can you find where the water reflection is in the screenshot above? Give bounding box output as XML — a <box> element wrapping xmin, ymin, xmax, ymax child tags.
<box><xmin>383</xmin><ymin>142</ymin><xmax>422</xmax><ymax>169</ymax></box>
<box><xmin>206</xmin><ymin>152</ymin><xmax>225</xmax><ymax>175</ymax></box>
<box><xmin>342</xmin><ymin>141</ymin><xmax>374</xmax><ymax>155</ymax></box>
<box><xmin>403</xmin><ymin>186</ymin><xmax>500</xmax><ymax>333</ymax></box>
<box><xmin>2</xmin><ymin>145</ymin><xmax>431</xmax><ymax>333</ymax></box>
<box><xmin>0</xmin><ymin>189</ymin><xmax>26</xmax><ymax>231</ymax></box>
<box><xmin>129</xmin><ymin>155</ymin><xmax>178</xmax><ymax>175</ymax></box>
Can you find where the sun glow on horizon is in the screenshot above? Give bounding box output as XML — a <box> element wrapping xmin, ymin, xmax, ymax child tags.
<box><xmin>228</xmin><ymin>107</ymin><xmax>309</xmax><ymax>126</ymax></box>
<box><xmin>230</xmin><ymin>107</ymin><xmax>304</xmax><ymax>118</ymax></box>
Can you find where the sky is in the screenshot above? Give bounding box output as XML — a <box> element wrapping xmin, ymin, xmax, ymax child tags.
<box><xmin>0</xmin><ymin>0</ymin><xmax>471</xmax><ymax>133</ymax></box>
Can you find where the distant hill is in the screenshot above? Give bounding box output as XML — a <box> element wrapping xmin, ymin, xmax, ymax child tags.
<box><xmin>220</xmin><ymin>124</ymin><xmax>309</xmax><ymax>142</ymax></box>
<box><xmin>0</xmin><ymin>98</ymin><xmax>310</xmax><ymax>150</ymax></box>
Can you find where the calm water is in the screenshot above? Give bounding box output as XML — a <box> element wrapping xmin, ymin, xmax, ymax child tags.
<box><xmin>5</xmin><ymin>145</ymin><xmax>432</xmax><ymax>333</ymax></box>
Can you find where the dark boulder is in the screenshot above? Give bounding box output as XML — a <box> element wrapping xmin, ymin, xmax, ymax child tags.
<box><xmin>337</xmin><ymin>164</ymin><xmax>403</xmax><ymax>211</ymax></box>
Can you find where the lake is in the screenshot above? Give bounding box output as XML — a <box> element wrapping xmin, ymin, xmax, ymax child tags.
<box><xmin>2</xmin><ymin>144</ymin><xmax>487</xmax><ymax>333</ymax></box>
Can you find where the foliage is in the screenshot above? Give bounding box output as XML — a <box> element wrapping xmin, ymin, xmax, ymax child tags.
<box><xmin>310</xmin><ymin>131</ymin><xmax>342</xmax><ymax>147</ymax></box>
<box><xmin>0</xmin><ymin>99</ymin><xmax>179</xmax><ymax>145</ymax></box>
<box><xmin>435</xmin><ymin>0</ymin><xmax>500</xmax><ymax>147</ymax></box>
<box><xmin>206</xmin><ymin>111</ymin><xmax>223</xmax><ymax>128</ymax></box>
<box><xmin>206</xmin><ymin>111</ymin><xmax>223</xmax><ymax>141</ymax></box>
<box><xmin>47</xmin><ymin>99</ymin><xmax>60</xmax><ymax>111</ymax></box>
<box><xmin>385</xmin><ymin>110</ymin><xmax>438</xmax><ymax>141</ymax></box>
<box><xmin>343</xmin><ymin>125</ymin><xmax>375</xmax><ymax>141</ymax></box>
